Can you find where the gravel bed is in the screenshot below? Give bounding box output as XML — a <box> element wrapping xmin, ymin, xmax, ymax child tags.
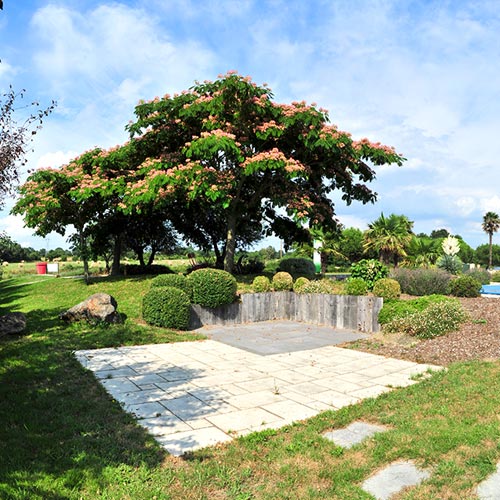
<box><xmin>345</xmin><ymin>297</ymin><xmax>500</xmax><ymax>366</ymax></box>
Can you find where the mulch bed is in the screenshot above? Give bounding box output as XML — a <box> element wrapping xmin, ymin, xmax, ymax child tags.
<box><xmin>345</xmin><ymin>297</ymin><xmax>500</xmax><ymax>366</ymax></box>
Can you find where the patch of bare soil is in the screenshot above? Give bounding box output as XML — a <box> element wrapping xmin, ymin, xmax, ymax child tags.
<box><xmin>346</xmin><ymin>297</ymin><xmax>500</xmax><ymax>366</ymax></box>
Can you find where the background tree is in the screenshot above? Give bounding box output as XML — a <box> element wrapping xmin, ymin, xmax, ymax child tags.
<box><xmin>1</xmin><ymin>77</ymin><xmax>55</xmax><ymax>206</ymax></box>
<box><xmin>482</xmin><ymin>211</ymin><xmax>500</xmax><ymax>269</ymax></box>
<box><xmin>339</xmin><ymin>227</ymin><xmax>366</xmax><ymax>263</ymax></box>
<box><xmin>404</xmin><ymin>236</ymin><xmax>440</xmax><ymax>268</ymax></box>
<box><xmin>430</xmin><ymin>228</ymin><xmax>450</xmax><ymax>239</ymax></box>
<box><xmin>475</xmin><ymin>243</ymin><xmax>500</xmax><ymax>268</ymax></box>
<box><xmin>12</xmin><ymin>166</ymin><xmax>96</xmax><ymax>279</ymax></box>
<box><xmin>125</xmin><ymin>72</ymin><xmax>404</xmax><ymax>272</ymax></box>
<box><xmin>124</xmin><ymin>216</ymin><xmax>178</xmax><ymax>268</ymax></box>
<box><xmin>363</xmin><ymin>213</ymin><xmax>413</xmax><ymax>266</ymax></box>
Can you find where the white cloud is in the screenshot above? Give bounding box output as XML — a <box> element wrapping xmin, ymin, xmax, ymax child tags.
<box><xmin>1</xmin><ymin>212</ymin><xmax>70</xmax><ymax>250</ymax></box>
<box><xmin>480</xmin><ymin>196</ymin><xmax>500</xmax><ymax>214</ymax></box>
<box><xmin>35</xmin><ymin>150</ymin><xmax>78</xmax><ymax>170</ymax></box>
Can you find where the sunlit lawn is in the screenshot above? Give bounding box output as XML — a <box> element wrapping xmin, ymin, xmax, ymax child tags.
<box><xmin>1</xmin><ymin>274</ymin><xmax>500</xmax><ymax>498</ymax></box>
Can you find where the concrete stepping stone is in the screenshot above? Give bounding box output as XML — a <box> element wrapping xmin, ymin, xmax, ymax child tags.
<box><xmin>362</xmin><ymin>460</ymin><xmax>430</xmax><ymax>500</ymax></box>
<box><xmin>323</xmin><ymin>421</ymin><xmax>388</xmax><ymax>448</ymax></box>
<box><xmin>477</xmin><ymin>461</ymin><xmax>500</xmax><ymax>499</ymax></box>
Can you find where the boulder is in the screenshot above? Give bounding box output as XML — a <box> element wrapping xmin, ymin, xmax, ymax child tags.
<box><xmin>0</xmin><ymin>312</ymin><xmax>27</xmax><ymax>337</ymax></box>
<box><xmin>60</xmin><ymin>293</ymin><xmax>122</xmax><ymax>324</ymax></box>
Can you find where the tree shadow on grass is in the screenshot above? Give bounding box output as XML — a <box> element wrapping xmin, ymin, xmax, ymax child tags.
<box><xmin>0</xmin><ymin>279</ymin><xmax>29</xmax><ymax>315</ymax></box>
<box><xmin>0</xmin><ymin>306</ymin><xmax>206</xmax><ymax>499</ymax></box>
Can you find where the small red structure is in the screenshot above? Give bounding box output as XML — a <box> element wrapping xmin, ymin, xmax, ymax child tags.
<box><xmin>36</xmin><ymin>262</ymin><xmax>47</xmax><ymax>274</ymax></box>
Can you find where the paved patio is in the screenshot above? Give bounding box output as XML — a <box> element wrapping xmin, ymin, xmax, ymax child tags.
<box><xmin>75</xmin><ymin>321</ymin><xmax>441</xmax><ymax>456</ymax></box>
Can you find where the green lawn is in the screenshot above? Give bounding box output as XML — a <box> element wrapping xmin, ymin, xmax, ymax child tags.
<box><xmin>1</xmin><ymin>275</ymin><xmax>500</xmax><ymax>498</ymax></box>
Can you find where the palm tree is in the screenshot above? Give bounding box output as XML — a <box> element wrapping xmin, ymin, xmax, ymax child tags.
<box><xmin>482</xmin><ymin>211</ymin><xmax>500</xmax><ymax>269</ymax></box>
<box><xmin>363</xmin><ymin>213</ymin><xmax>413</xmax><ymax>266</ymax></box>
<box><xmin>404</xmin><ymin>236</ymin><xmax>440</xmax><ymax>268</ymax></box>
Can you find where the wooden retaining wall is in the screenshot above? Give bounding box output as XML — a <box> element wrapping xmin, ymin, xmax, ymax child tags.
<box><xmin>189</xmin><ymin>291</ymin><xmax>382</xmax><ymax>333</ymax></box>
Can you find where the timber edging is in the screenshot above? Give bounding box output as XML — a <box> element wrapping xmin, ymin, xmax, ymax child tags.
<box><xmin>189</xmin><ymin>291</ymin><xmax>382</xmax><ymax>333</ymax></box>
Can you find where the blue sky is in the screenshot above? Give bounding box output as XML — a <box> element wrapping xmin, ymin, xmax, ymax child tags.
<box><xmin>1</xmin><ymin>0</ymin><xmax>500</xmax><ymax>251</ymax></box>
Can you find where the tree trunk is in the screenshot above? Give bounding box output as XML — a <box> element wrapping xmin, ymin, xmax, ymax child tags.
<box><xmin>137</xmin><ymin>246</ymin><xmax>146</xmax><ymax>268</ymax></box>
<box><xmin>111</xmin><ymin>234</ymin><xmax>122</xmax><ymax>276</ymax></box>
<box><xmin>320</xmin><ymin>251</ymin><xmax>328</xmax><ymax>275</ymax></box>
<box><xmin>211</xmin><ymin>234</ymin><xmax>225</xmax><ymax>269</ymax></box>
<box><xmin>147</xmin><ymin>248</ymin><xmax>156</xmax><ymax>267</ymax></box>
<box><xmin>224</xmin><ymin>213</ymin><xmax>237</xmax><ymax>273</ymax></box>
<box><xmin>77</xmin><ymin>229</ymin><xmax>90</xmax><ymax>284</ymax></box>
<box><xmin>489</xmin><ymin>233</ymin><xmax>493</xmax><ymax>269</ymax></box>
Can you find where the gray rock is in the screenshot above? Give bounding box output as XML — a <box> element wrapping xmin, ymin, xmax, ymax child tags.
<box><xmin>0</xmin><ymin>312</ymin><xmax>27</xmax><ymax>337</ymax></box>
<box><xmin>60</xmin><ymin>293</ymin><xmax>122</xmax><ymax>324</ymax></box>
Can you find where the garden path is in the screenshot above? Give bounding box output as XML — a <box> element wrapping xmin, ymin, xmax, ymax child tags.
<box><xmin>76</xmin><ymin>321</ymin><xmax>440</xmax><ymax>457</ymax></box>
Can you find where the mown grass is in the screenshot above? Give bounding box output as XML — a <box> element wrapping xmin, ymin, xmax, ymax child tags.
<box><xmin>1</xmin><ymin>275</ymin><xmax>500</xmax><ymax>498</ymax></box>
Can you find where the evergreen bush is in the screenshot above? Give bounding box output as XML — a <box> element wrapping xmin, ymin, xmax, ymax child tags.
<box><xmin>345</xmin><ymin>277</ymin><xmax>368</xmax><ymax>296</ymax></box>
<box><xmin>252</xmin><ymin>275</ymin><xmax>271</xmax><ymax>293</ymax></box>
<box><xmin>378</xmin><ymin>294</ymin><xmax>450</xmax><ymax>324</ymax></box>
<box><xmin>151</xmin><ymin>274</ymin><xmax>192</xmax><ymax>298</ymax></box>
<box><xmin>349</xmin><ymin>259</ymin><xmax>388</xmax><ymax>290</ymax></box>
<box><xmin>372</xmin><ymin>278</ymin><xmax>401</xmax><ymax>300</ymax></box>
<box><xmin>448</xmin><ymin>275</ymin><xmax>482</xmax><ymax>297</ymax></box>
<box><xmin>390</xmin><ymin>267</ymin><xmax>451</xmax><ymax>296</ymax></box>
<box><xmin>277</xmin><ymin>258</ymin><xmax>316</xmax><ymax>279</ymax></box>
<box><xmin>293</xmin><ymin>276</ymin><xmax>310</xmax><ymax>293</ymax></box>
<box><xmin>464</xmin><ymin>268</ymin><xmax>492</xmax><ymax>284</ymax></box>
<box><xmin>383</xmin><ymin>299</ymin><xmax>468</xmax><ymax>339</ymax></box>
<box><xmin>187</xmin><ymin>268</ymin><xmax>237</xmax><ymax>308</ymax></box>
<box><xmin>272</xmin><ymin>271</ymin><xmax>294</xmax><ymax>291</ymax></box>
<box><xmin>490</xmin><ymin>270</ymin><xmax>500</xmax><ymax>282</ymax></box>
<box><xmin>142</xmin><ymin>286</ymin><xmax>191</xmax><ymax>330</ymax></box>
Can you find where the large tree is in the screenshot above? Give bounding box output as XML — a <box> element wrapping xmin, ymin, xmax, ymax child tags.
<box><xmin>482</xmin><ymin>211</ymin><xmax>500</xmax><ymax>269</ymax></box>
<box><xmin>12</xmin><ymin>143</ymin><xmax>137</xmax><ymax>277</ymax></box>
<box><xmin>125</xmin><ymin>72</ymin><xmax>404</xmax><ymax>272</ymax></box>
<box><xmin>364</xmin><ymin>213</ymin><xmax>414</xmax><ymax>266</ymax></box>
<box><xmin>0</xmin><ymin>80</ymin><xmax>55</xmax><ymax>206</ymax></box>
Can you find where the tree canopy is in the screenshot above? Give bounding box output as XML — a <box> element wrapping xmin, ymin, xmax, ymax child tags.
<box><xmin>482</xmin><ymin>211</ymin><xmax>500</xmax><ymax>269</ymax></box>
<box><xmin>124</xmin><ymin>73</ymin><xmax>404</xmax><ymax>271</ymax></box>
<box><xmin>363</xmin><ymin>213</ymin><xmax>414</xmax><ymax>266</ymax></box>
<box><xmin>13</xmin><ymin>72</ymin><xmax>405</xmax><ymax>273</ymax></box>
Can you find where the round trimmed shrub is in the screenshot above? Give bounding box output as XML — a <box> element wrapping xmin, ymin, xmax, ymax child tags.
<box><xmin>252</xmin><ymin>275</ymin><xmax>271</xmax><ymax>293</ymax></box>
<box><xmin>272</xmin><ymin>271</ymin><xmax>293</xmax><ymax>291</ymax></box>
<box><xmin>293</xmin><ymin>276</ymin><xmax>310</xmax><ymax>293</ymax></box>
<box><xmin>151</xmin><ymin>273</ymin><xmax>192</xmax><ymax>298</ymax></box>
<box><xmin>345</xmin><ymin>277</ymin><xmax>368</xmax><ymax>296</ymax></box>
<box><xmin>448</xmin><ymin>275</ymin><xmax>482</xmax><ymax>297</ymax></box>
<box><xmin>142</xmin><ymin>286</ymin><xmax>191</xmax><ymax>330</ymax></box>
<box><xmin>186</xmin><ymin>268</ymin><xmax>237</xmax><ymax>308</ymax></box>
<box><xmin>277</xmin><ymin>258</ymin><xmax>316</xmax><ymax>279</ymax></box>
<box><xmin>373</xmin><ymin>278</ymin><xmax>401</xmax><ymax>300</ymax></box>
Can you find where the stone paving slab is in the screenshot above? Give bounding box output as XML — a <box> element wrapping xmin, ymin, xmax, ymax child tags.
<box><xmin>323</xmin><ymin>421</ymin><xmax>388</xmax><ymax>449</ymax></box>
<box><xmin>75</xmin><ymin>325</ymin><xmax>442</xmax><ymax>456</ymax></box>
<box><xmin>477</xmin><ymin>461</ymin><xmax>500</xmax><ymax>499</ymax></box>
<box><xmin>362</xmin><ymin>460</ymin><xmax>431</xmax><ymax>499</ymax></box>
